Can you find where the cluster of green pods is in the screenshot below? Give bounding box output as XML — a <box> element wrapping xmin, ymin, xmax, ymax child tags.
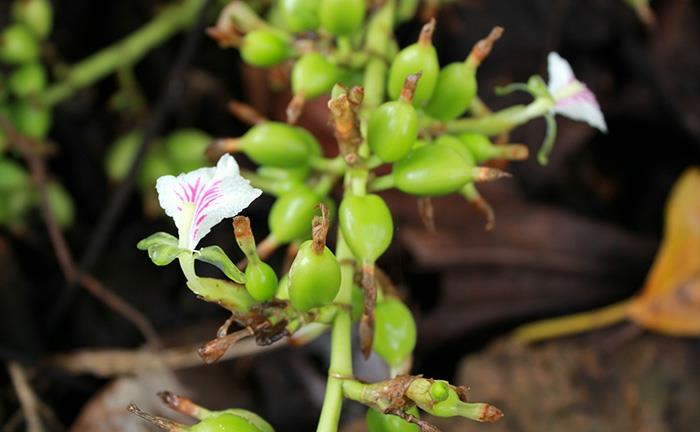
<box><xmin>0</xmin><ymin>1</ymin><xmax>74</xmax><ymax>230</ymax></box>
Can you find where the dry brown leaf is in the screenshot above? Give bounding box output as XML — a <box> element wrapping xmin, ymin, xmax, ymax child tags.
<box><xmin>628</xmin><ymin>167</ymin><xmax>700</xmax><ymax>335</ymax></box>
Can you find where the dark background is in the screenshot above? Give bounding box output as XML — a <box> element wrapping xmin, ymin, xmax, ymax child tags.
<box><xmin>1</xmin><ymin>0</ymin><xmax>700</xmax><ymax>430</ymax></box>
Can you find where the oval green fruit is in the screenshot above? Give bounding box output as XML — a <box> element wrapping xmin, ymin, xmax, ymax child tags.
<box><xmin>47</xmin><ymin>181</ymin><xmax>75</xmax><ymax>229</ymax></box>
<box><xmin>373</xmin><ymin>299</ymin><xmax>416</xmax><ymax>367</ymax></box>
<box><xmin>0</xmin><ymin>157</ymin><xmax>30</xmax><ymax>192</ymax></box>
<box><xmin>288</xmin><ymin>239</ymin><xmax>341</xmax><ymax>312</ymax></box>
<box><xmin>241</xmin><ymin>122</ymin><xmax>312</xmax><ymax>167</ymax></box>
<box><xmin>0</xmin><ymin>24</ymin><xmax>39</xmax><ymax>64</ymax></box>
<box><xmin>105</xmin><ymin>131</ymin><xmax>141</xmax><ymax>182</ymax></box>
<box><xmin>339</xmin><ymin>194</ymin><xmax>393</xmax><ymax>263</ymax></box>
<box><xmin>457</xmin><ymin>132</ymin><xmax>496</xmax><ymax>163</ymax></box>
<box><xmin>165</xmin><ymin>128</ymin><xmax>210</xmax><ymax>172</ymax></box>
<box><xmin>8</xmin><ymin>62</ymin><xmax>46</xmax><ymax>97</ymax></box>
<box><xmin>424</xmin><ymin>62</ymin><xmax>477</xmax><ymax>121</ymax></box>
<box><xmin>12</xmin><ymin>0</ymin><xmax>52</xmax><ymax>39</ymax></box>
<box><xmin>245</xmin><ymin>260</ymin><xmax>278</xmax><ymax>301</ymax></box>
<box><xmin>433</xmin><ymin>135</ymin><xmax>476</xmax><ymax>166</ymax></box>
<box><xmin>138</xmin><ymin>146</ymin><xmax>175</xmax><ymax>189</ymax></box>
<box><xmin>319</xmin><ymin>0</ymin><xmax>366</xmax><ymax>36</ymax></box>
<box><xmin>387</xmin><ymin>41</ymin><xmax>438</xmax><ymax>106</ymax></box>
<box><xmin>281</xmin><ymin>0</ymin><xmax>321</xmax><ymax>32</ymax></box>
<box><xmin>241</xmin><ymin>29</ymin><xmax>292</xmax><ymax>67</ymax></box>
<box><xmin>367</xmin><ymin>100</ymin><xmax>417</xmax><ymax>162</ymax></box>
<box><xmin>292</xmin><ymin>53</ymin><xmax>338</xmax><ymax>99</ymax></box>
<box><xmin>191</xmin><ymin>412</ymin><xmax>272</xmax><ymax>432</ymax></box>
<box><xmin>268</xmin><ymin>185</ymin><xmax>320</xmax><ymax>243</ymax></box>
<box><xmin>366</xmin><ymin>407</ymin><xmax>420</xmax><ymax>432</ymax></box>
<box><xmin>393</xmin><ymin>144</ymin><xmax>472</xmax><ymax>196</ymax></box>
<box><xmin>11</xmin><ymin>100</ymin><xmax>51</xmax><ymax>138</ymax></box>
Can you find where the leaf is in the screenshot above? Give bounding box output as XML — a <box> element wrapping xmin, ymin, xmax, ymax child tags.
<box><xmin>137</xmin><ymin>232</ymin><xmax>182</xmax><ymax>266</ymax></box>
<box><xmin>628</xmin><ymin>168</ymin><xmax>700</xmax><ymax>335</ymax></box>
<box><xmin>195</xmin><ymin>245</ymin><xmax>246</xmax><ymax>284</ymax></box>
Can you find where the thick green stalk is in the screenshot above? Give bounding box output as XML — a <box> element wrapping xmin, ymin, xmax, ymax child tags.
<box><xmin>42</xmin><ymin>0</ymin><xmax>205</xmax><ymax>106</ymax></box>
<box><xmin>429</xmin><ymin>97</ymin><xmax>553</xmax><ymax>136</ymax></box>
<box><xmin>316</xmin><ymin>233</ymin><xmax>355</xmax><ymax>432</ymax></box>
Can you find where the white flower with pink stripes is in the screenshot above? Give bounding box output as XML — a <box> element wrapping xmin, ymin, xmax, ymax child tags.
<box><xmin>156</xmin><ymin>154</ymin><xmax>261</xmax><ymax>251</ymax></box>
<box><xmin>547</xmin><ymin>52</ymin><xmax>607</xmax><ymax>133</ymax></box>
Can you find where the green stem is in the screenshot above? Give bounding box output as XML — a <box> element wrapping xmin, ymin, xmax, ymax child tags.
<box><xmin>429</xmin><ymin>97</ymin><xmax>553</xmax><ymax>137</ymax></box>
<box><xmin>369</xmin><ymin>174</ymin><xmax>394</xmax><ymax>192</ymax></box>
<box><xmin>41</xmin><ymin>0</ymin><xmax>205</xmax><ymax>106</ymax></box>
<box><xmin>316</xmin><ymin>233</ymin><xmax>355</xmax><ymax>432</ymax></box>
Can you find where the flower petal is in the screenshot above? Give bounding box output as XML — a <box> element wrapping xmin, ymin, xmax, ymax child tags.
<box><xmin>553</xmin><ymin>91</ymin><xmax>608</xmax><ymax>133</ymax></box>
<box><xmin>156</xmin><ymin>154</ymin><xmax>261</xmax><ymax>250</ymax></box>
<box><xmin>547</xmin><ymin>52</ymin><xmax>576</xmax><ymax>95</ymax></box>
<box><xmin>547</xmin><ymin>52</ymin><xmax>608</xmax><ymax>133</ymax></box>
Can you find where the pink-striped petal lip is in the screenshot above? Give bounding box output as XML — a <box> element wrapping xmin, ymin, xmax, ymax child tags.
<box><xmin>547</xmin><ymin>52</ymin><xmax>607</xmax><ymax>133</ymax></box>
<box><xmin>156</xmin><ymin>154</ymin><xmax>262</xmax><ymax>250</ymax></box>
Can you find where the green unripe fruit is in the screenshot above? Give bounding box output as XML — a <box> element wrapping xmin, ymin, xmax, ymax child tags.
<box><xmin>245</xmin><ymin>260</ymin><xmax>278</xmax><ymax>301</ymax></box>
<box><xmin>165</xmin><ymin>128</ymin><xmax>210</xmax><ymax>172</ymax></box>
<box><xmin>240</xmin><ymin>122</ymin><xmax>312</xmax><ymax>167</ymax></box>
<box><xmin>281</xmin><ymin>0</ymin><xmax>321</xmax><ymax>32</ymax></box>
<box><xmin>268</xmin><ymin>186</ymin><xmax>320</xmax><ymax>243</ymax></box>
<box><xmin>457</xmin><ymin>132</ymin><xmax>496</xmax><ymax>163</ymax></box>
<box><xmin>12</xmin><ymin>0</ymin><xmax>53</xmax><ymax>39</ymax></box>
<box><xmin>190</xmin><ymin>412</ymin><xmax>271</xmax><ymax>432</ymax></box>
<box><xmin>292</xmin><ymin>53</ymin><xmax>338</xmax><ymax>99</ymax></box>
<box><xmin>319</xmin><ymin>0</ymin><xmax>366</xmax><ymax>36</ymax></box>
<box><xmin>366</xmin><ymin>407</ymin><xmax>420</xmax><ymax>432</ymax></box>
<box><xmin>8</xmin><ymin>62</ymin><xmax>46</xmax><ymax>97</ymax></box>
<box><xmin>393</xmin><ymin>144</ymin><xmax>473</xmax><ymax>196</ymax></box>
<box><xmin>241</xmin><ymin>29</ymin><xmax>292</xmax><ymax>67</ymax></box>
<box><xmin>424</xmin><ymin>62</ymin><xmax>477</xmax><ymax>121</ymax></box>
<box><xmin>339</xmin><ymin>194</ymin><xmax>393</xmax><ymax>263</ymax></box>
<box><xmin>276</xmin><ymin>274</ymin><xmax>290</xmax><ymax>300</ymax></box>
<box><xmin>46</xmin><ymin>181</ymin><xmax>75</xmax><ymax>229</ymax></box>
<box><xmin>139</xmin><ymin>146</ymin><xmax>175</xmax><ymax>189</ymax></box>
<box><xmin>218</xmin><ymin>409</ymin><xmax>275</xmax><ymax>432</ymax></box>
<box><xmin>387</xmin><ymin>24</ymin><xmax>438</xmax><ymax>106</ymax></box>
<box><xmin>0</xmin><ymin>25</ymin><xmax>40</xmax><ymax>64</ymax></box>
<box><xmin>11</xmin><ymin>101</ymin><xmax>51</xmax><ymax>138</ymax></box>
<box><xmin>373</xmin><ymin>299</ymin><xmax>416</xmax><ymax>367</ymax></box>
<box><xmin>288</xmin><ymin>239</ymin><xmax>341</xmax><ymax>311</ymax></box>
<box><xmin>6</xmin><ymin>188</ymin><xmax>34</xmax><ymax>223</ymax></box>
<box><xmin>105</xmin><ymin>131</ymin><xmax>141</xmax><ymax>182</ymax></box>
<box><xmin>433</xmin><ymin>135</ymin><xmax>476</xmax><ymax>166</ymax></box>
<box><xmin>0</xmin><ymin>158</ymin><xmax>30</xmax><ymax>191</ymax></box>
<box><xmin>429</xmin><ymin>381</ymin><xmax>450</xmax><ymax>402</ymax></box>
<box><xmin>367</xmin><ymin>100</ymin><xmax>417</xmax><ymax>162</ymax></box>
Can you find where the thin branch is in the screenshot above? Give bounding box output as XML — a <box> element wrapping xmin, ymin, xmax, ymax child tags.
<box><xmin>0</xmin><ymin>116</ymin><xmax>160</xmax><ymax>348</ymax></box>
<box><xmin>49</xmin><ymin>0</ymin><xmax>213</xmax><ymax>324</ymax></box>
<box><xmin>47</xmin><ymin>337</ymin><xmax>285</xmax><ymax>378</ymax></box>
<box><xmin>7</xmin><ymin>363</ymin><xmax>44</xmax><ymax>432</ymax></box>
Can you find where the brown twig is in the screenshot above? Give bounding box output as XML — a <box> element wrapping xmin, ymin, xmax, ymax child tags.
<box><xmin>0</xmin><ymin>115</ymin><xmax>161</xmax><ymax>348</ymax></box>
<box><xmin>47</xmin><ymin>336</ymin><xmax>284</xmax><ymax>378</ymax></box>
<box><xmin>227</xmin><ymin>100</ymin><xmax>268</xmax><ymax>125</ymax></box>
<box><xmin>7</xmin><ymin>362</ymin><xmax>44</xmax><ymax>432</ymax></box>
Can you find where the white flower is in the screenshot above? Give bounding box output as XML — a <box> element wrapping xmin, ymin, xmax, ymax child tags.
<box><xmin>547</xmin><ymin>52</ymin><xmax>608</xmax><ymax>133</ymax></box>
<box><xmin>156</xmin><ymin>154</ymin><xmax>262</xmax><ymax>250</ymax></box>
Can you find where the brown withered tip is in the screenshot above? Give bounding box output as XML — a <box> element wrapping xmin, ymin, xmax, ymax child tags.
<box><xmin>311</xmin><ymin>203</ymin><xmax>330</xmax><ymax>254</ymax></box>
<box><xmin>233</xmin><ymin>215</ymin><xmax>252</xmax><ymax>240</ymax></box>
<box><xmin>286</xmin><ymin>93</ymin><xmax>306</xmax><ymax>124</ymax></box>
<box><xmin>418</xmin><ymin>18</ymin><xmax>436</xmax><ymax>46</ymax></box>
<box><xmin>158</xmin><ymin>391</ymin><xmax>178</xmax><ymax>406</ymax></box>
<box><xmin>481</xmin><ymin>404</ymin><xmax>504</xmax><ymax>423</ymax></box>
<box><xmin>400</xmin><ymin>72</ymin><xmax>423</xmax><ymax>104</ymax></box>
